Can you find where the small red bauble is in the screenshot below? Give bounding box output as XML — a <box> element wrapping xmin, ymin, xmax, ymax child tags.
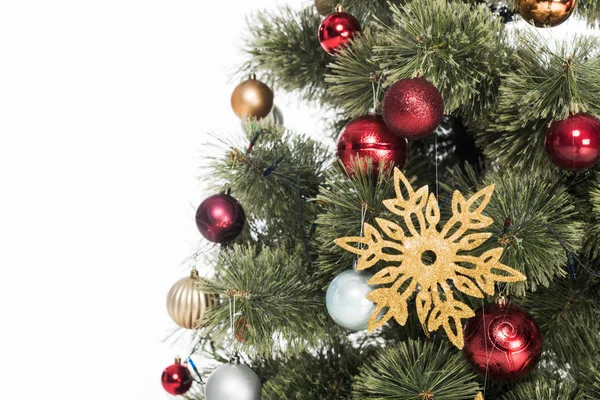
<box><xmin>337</xmin><ymin>111</ymin><xmax>409</xmax><ymax>177</ymax></box>
<box><xmin>161</xmin><ymin>358</ymin><xmax>193</xmax><ymax>395</ymax></box>
<box><xmin>463</xmin><ymin>301</ymin><xmax>543</xmax><ymax>381</ymax></box>
<box><xmin>381</xmin><ymin>77</ymin><xmax>444</xmax><ymax>139</ymax></box>
<box><xmin>544</xmin><ymin>113</ymin><xmax>600</xmax><ymax>171</ymax></box>
<box><xmin>318</xmin><ymin>5</ymin><xmax>361</xmax><ymax>55</ymax></box>
<box><xmin>196</xmin><ymin>194</ymin><xmax>245</xmax><ymax>244</ymax></box>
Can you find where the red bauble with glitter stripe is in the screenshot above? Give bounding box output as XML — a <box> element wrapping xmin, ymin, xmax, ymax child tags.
<box><xmin>381</xmin><ymin>77</ymin><xmax>444</xmax><ymax>139</ymax></box>
<box><xmin>463</xmin><ymin>302</ymin><xmax>543</xmax><ymax>381</ymax></box>
<box><xmin>336</xmin><ymin>111</ymin><xmax>409</xmax><ymax>177</ymax></box>
<box><xmin>318</xmin><ymin>5</ymin><xmax>361</xmax><ymax>55</ymax></box>
<box><xmin>544</xmin><ymin>113</ymin><xmax>600</xmax><ymax>171</ymax></box>
<box><xmin>161</xmin><ymin>359</ymin><xmax>193</xmax><ymax>395</ymax></box>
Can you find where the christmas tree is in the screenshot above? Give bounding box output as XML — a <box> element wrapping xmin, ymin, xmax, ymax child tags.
<box><xmin>161</xmin><ymin>1</ymin><xmax>600</xmax><ymax>399</ymax></box>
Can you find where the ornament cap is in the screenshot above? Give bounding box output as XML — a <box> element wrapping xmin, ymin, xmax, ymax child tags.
<box><xmin>497</xmin><ymin>295</ymin><xmax>508</xmax><ymax>308</ymax></box>
<box><xmin>174</xmin><ymin>356</ymin><xmax>182</xmax><ymax>364</ymax></box>
<box><xmin>335</xmin><ymin>4</ymin><xmax>344</xmax><ymax>12</ymax></box>
<box><xmin>248</xmin><ymin>73</ymin><xmax>257</xmax><ymax>80</ymax></box>
<box><xmin>367</xmin><ymin>108</ymin><xmax>377</xmax><ymax>115</ymax></box>
<box><xmin>190</xmin><ymin>269</ymin><xmax>199</xmax><ymax>279</ymax></box>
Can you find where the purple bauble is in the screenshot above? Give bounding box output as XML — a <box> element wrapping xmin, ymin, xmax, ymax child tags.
<box><xmin>195</xmin><ymin>194</ymin><xmax>245</xmax><ymax>244</ymax></box>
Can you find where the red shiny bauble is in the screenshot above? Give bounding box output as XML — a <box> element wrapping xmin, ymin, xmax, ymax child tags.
<box><xmin>381</xmin><ymin>77</ymin><xmax>444</xmax><ymax>139</ymax></box>
<box><xmin>463</xmin><ymin>302</ymin><xmax>543</xmax><ymax>381</ymax></box>
<box><xmin>318</xmin><ymin>6</ymin><xmax>361</xmax><ymax>55</ymax></box>
<box><xmin>337</xmin><ymin>112</ymin><xmax>409</xmax><ymax>177</ymax></box>
<box><xmin>544</xmin><ymin>113</ymin><xmax>600</xmax><ymax>171</ymax></box>
<box><xmin>161</xmin><ymin>359</ymin><xmax>193</xmax><ymax>395</ymax></box>
<box><xmin>195</xmin><ymin>194</ymin><xmax>245</xmax><ymax>244</ymax></box>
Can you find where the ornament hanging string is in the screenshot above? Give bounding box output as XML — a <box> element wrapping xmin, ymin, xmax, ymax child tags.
<box><xmin>370</xmin><ymin>73</ymin><xmax>382</xmax><ymax>111</ymax></box>
<box><xmin>227</xmin><ymin>289</ymin><xmax>245</xmax><ymax>349</ymax></box>
<box><xmin>481</xmin><ymin>296</ymin><xmax>513</xmax><ymax>397</ymax></box>
<box><xmin>434</xmin><ymin>131</ymin><xmax>439</xmax><ymax>200</ymax></box>
<box><xmin>353</xmin><ymin>202</ymin><xmax>368</xmax><ymax>270</ymax></box>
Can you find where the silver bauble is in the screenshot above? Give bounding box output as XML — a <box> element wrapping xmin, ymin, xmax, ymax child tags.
<box><xmin>205</xmin><ymin>364</ymin><xmax>261</xmax><ymax>400</ymax></box>
<box><xmin>326</xmin><ymin>269</ymin><xmax>375</xmax><ymax>331</ymax></box>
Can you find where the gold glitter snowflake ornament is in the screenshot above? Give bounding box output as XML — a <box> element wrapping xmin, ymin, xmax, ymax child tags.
<box><xmin>334</xmin><ymin>168</ymin><xmax>527</xmax><ymax>349</ymax></box>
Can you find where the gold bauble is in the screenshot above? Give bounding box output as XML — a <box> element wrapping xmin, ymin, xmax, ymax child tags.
<box><xmin>315</xmin><ymin>0</ymin><xmax>334</xmax><ymax>15</ymax></box>
<box><xmin>231</xmin><ymin>74</ymin><xmax>274</xmax><ymax>120</ymax></box>
<box><xmin>518</xmin><ymin>0</ymin><xmax>577</xmax><ymax>27</ymax></box>
<box><xmin>167</xmin><ymin>270</ymin><xmax>218</xmax><ymax>329</ymax></box>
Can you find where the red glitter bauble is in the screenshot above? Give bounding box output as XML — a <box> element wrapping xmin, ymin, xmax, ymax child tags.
<box><xmin>336</xmin><ymin>112</ymin><xmax>409</xmax><ymax>177</ymax></box>
<box><xmin>318</xmin><ymin>6</ymin><xmax>361</xmax><ymax>55</ymax></box>
<box><xmin>544</xmin><ymin>113</ymin><xmax>600</xmax><ymax>171</ymax></box>
<box><xmin>195</xmin><ymin>194</ymin><xmax>245</xmax><ymax>244</ymax></box>
<box><xmin>463</xmin><ymin>302</ymin><xmax>543</xmax><ymax>381</ymax></box>
<box><xmin>161</xmin><ymin>359</ymin><xmax>193</xmax><ymax>395</ymax></box>
<box><xmin>381</xmin><ymin>77</ymin><xmax>444</xmax><ymax>139</ymax></box>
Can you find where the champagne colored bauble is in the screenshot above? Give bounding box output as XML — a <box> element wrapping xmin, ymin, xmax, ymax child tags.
<box><xmin>336</xmin><ymin>111</ymin><xmax>409</xmax><ymax>177</ymax></box>
<box><xmin>381</xmin><ymin>77</ymin><xmax>444</xmax><ymax>139</ymax></box>
<box><xmin>518</xmin><ymin>0</ymin><xmax>576</xmax><ymax>27</ymax></box>
<box><xmin>167</xmin><ymin>269</ymin><xmax>218</xmax><ymax>329</ymax></box>
<box><xmin>318</xmin><ymin>5</ymin><xmax>361</xmax><ymax>55</ymax></box>
<box><xmin>463</xmin><ymin>301</ymin><xmax>543</xmax><ymax>381</ymax></box>
<box><xmin>196</xmin><ymin>193</ymin><xmax>246</xmax><ymax>243</ymax></box>
<box><xmin>205</xmin><ymin>364</ymin><xmax>262</xmax><ymax>400</ymax></box>
<box><xmin>161</xmin><ymin>357</ymin><xmax>193</xmax><ymax>395</ymax></box>
<box><xmin>544</xmin><ymin>113</ymin><xmax>600</xmax><ymax>171</ymax></box>
<box><xmin>231</xmin><ymin>74</ymin><xmax>274</xmax><ymax>120</ymax></box>
<box><xmin>326</xmin><ymin>269</ymin><xmax>375</xmax><ymax>331</ymax></box>
<box><xmin>314</xmin><ymin>0</ymin><xmax>334</xmax><ymax>15</ymax></box>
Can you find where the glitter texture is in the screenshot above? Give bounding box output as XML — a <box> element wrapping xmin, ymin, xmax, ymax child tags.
<box><xmin>334</xmin><ymin>168</ymin><xmax>527</xmax><ymax>348</ymax></box>
<box><xmin>381</xmin><ymin>78</ymin><xmax>444</xmax><ymax>139</ymax></box>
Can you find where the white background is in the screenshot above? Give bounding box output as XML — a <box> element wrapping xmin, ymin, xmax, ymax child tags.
<box><xmin>0</xmin><ymin>1</ymin><xmax>324</xmax><ymax>398</ymax></box>
<box><xmin>0</xmin><ymin>1</ymin><xmax>587</xmax><ymax>399</ymax></box>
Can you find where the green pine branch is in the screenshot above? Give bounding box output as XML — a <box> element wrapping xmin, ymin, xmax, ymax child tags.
<box><xmin>374</xmin><ymin>0</ymin><xmax>506</xmax><ymax>117</ymax></box>
<box><xmin>240</xmin><ymin>6</ymin><xmax>332</xmax><ymax>104</ymax></box>
<box><xmin>196</xmin><ymin>245</ymin><xmax>328</xmax><ymax>357</ymax></box>
<box><xmin>477</xmin><ymin>33</ymin><xmax>600</xmax><ymax>169</ymax></box>
<box><xmin>520</xmin><ymin>272</ymin><xmax>600</xmax><ymax>365</ymax></box>
<box><xmin>446</xmin><ymin>166</ymin><xmax>585</xmax><ymax>295</ymax></box>
<box><xmin>500</xmin><ymin>379</ymin><xmax>586</xmax><ymax>400</ymax></box>
<box><xmin>582</xmin><ymin>171</ymin><xmax>600</xmax><ymax>263</ymax></box>
<box><xmin>352</xmin><ymin>339</ymin><xmax>480</xmax><ymax>400</ymax></box>
<box><xmin>207</xmin><ymin>123</ymin><xmax>330</xmax><ymax>249</ymax></box>
<box><xmin>326</xmin><ymin>29</ymin><xmax>386</xmax><ymax>117</ymax></box>
<box><xmin>263</xmin><ymin>337</ymin><xmax>373</xmax><ymax>400</ymax></box>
